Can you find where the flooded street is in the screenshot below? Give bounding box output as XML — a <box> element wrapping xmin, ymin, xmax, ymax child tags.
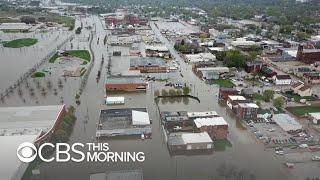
<box><xmin>0</xmin><ymin>15</ymin><xmax>317</xmax><ymax>180</ymax></box>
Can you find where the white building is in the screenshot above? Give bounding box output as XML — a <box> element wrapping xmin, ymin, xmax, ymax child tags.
<box><xmin>106</xmin><ymin>96</ymin><xmax>125</xmax><ymax>105</ymax></box>
<box><xmin>309</xmin><ymin>113</ymin><xmax>320</xmax><ymax>125</ymax></box>
<box><xmin>274</xmin><ymin>75</ymin><xmax>292</xmax><ymax>85</ymax></box>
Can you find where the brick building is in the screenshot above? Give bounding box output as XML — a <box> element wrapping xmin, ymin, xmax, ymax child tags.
<box><xmin>218</xmin><ymin>88</ymin><xmax>240</xmax><ymax>101</ymax></box>
<box><xmin>235</xmin><ymin>103</ymin><xmax>259</xmax><ymax>120</ymax></box>
<box><xmin>297</xmin><ymin>45</ymin><xmax>320</xmax><ymax>64</ymax></box>
<box><xmin>105</xmin><ymin>76</ymin><xmax>147</xmax><ymax>92</ymax></box>
<box><xmin>130</xmin><ymin>57</ymin><xmax>167</xmax><ymax>73</ymax></box>
<box><xmin>194</xmin><ymin>117</ymin><xmax>229</xmax><ymax>140</ymax></box>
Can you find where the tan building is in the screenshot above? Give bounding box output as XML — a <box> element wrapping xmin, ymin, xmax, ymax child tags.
<box><xmin>291</xmin><ymin>82</ymin><xmax>312</xmax><ymax>97</ymax></box>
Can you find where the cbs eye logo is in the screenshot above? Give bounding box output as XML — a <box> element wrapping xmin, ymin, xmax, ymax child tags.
<box><xmin>17</xmin><ymin>142</ymin><xmax>37</xmax><ymax>163</ymax></box>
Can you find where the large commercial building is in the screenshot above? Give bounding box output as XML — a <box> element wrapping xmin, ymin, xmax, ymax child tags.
<box><xmin>167</xmin><ymin>132</ymin><xmax>214</xmax><ymax>152</ymax></box>
<box><xmin>129</xmin><ymin>57</ymin><xmax>167</xmax><ymax>73</ymax></box>
<box><xmin>273</xmin><ymin>114</ymin><xmax>302</xmax><ymax>133</ymax></box>
<box><xmin>0</xmin><ymin>105</ymin><xmax>67</xmax><ymax>180</ymax></box>
<box><xmin>0</xmin><ymin>105</ymin><xmax>67</xmax><ymax>145</ymax></box>
<box><xmin>105</xmin><ymin>76</ymin><xmax>147</xmax><ymax>92</ymax></box>
<box><xmin>297</xmin><ymin>45</ymin><xmax>320</xmax><ymax>64</ymax></box>
<box><xmin>96</xmin><ymin>108</ymin><xmax>151</xmax><ymax>138</ymax></box>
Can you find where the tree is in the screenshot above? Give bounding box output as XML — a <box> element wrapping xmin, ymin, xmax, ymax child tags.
<box><xmin>263</xmin><ymin>90</ymin><xmax>274</xmax><ymax>102</ymax></box>
<box><xmin>224</xmin><ymin>50</ymin><xmax>248</xmax><ymax>68</ymax></box>
<box><xmin>273</xmin><ymin>97</ymin><xmax>285</xmax><ymax>110</ymax></box>
<box><xmin>182</xmin><ymin>86</ymin><xmax>190</xmax><ymax>95</ymax></box>
<box><xmin>161</xmin><ymin>89</ymin><xmax>168</xmax><ymax>96</ymax></box>
<box><xmin>54</xmin><ymin>129</ymin><xmax>68</xmax><ymax>142</ymax></box>
<box><xmin>168</xmin><ymin>89</ymin><xmax>177</xmax><ymax>96</ymax></box>
<box><xmin>176</xmin><ymin>89</ymin><xmax>182</xmax><ymax>96</ymax></box>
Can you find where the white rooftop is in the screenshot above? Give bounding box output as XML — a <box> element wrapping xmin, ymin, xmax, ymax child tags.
<box><xmin>181</xmin><ymin>132</ymin><xmax>213</xmax><ymax>144</ymax></box>
<box><xmin>194</xmin><ymin>117</ymin><xmax>228</xmax><ymax>128</ymax></box>
<box><xmin>309</xmin><ymin>113</ymin><xmax>320</xmax><ymax>120</ymax></box>
<box><xmin>0</xmin><ymin>23</ymin><xmax>31</xmax><ymax>30</ymax></box>
<box><xmin>197</xmin><ymin>67</ymin><xmax>229</xmax><ymax>73</ymax></box>
<box><xmin>228</xmin><ymin>95</ymin><xmax>246</xmax><ymax>101</ymax></box>
<box><xmin>106</xmin><ymin>97</ymin><xmax>125</xmax><ymax>104</ymax></box>
<box><xmin>145</xmin><ymin>45</ymin><xmax>169</xmax><ymax>52</ymax></box>
<box><xmin>0</xmin><ymin>135</ymin><xmax>38</xmax><ymax>180</ymax></box>
<box><xmin>238</xmin><ymin>103</ymin><xmax>259</xmax><ymax>108</ymax></box>
<box><xmin>132</xmin><ymin>110</ymin><xmax>150</xmax><ymax>125</ymax></box>
<box><xmin>273</xmin><ymin>114</ymin><xmax>302</xmax><ymax>132</ymax></box>
<box><xmin>0</xmin><ymin>105</ymin><xmax>65</xmax><ymax>136</ymax></box>
<box><xmin>187</xmin><ymin>111</ymin><xmax>218</xmax><ymax>118</ymax></box>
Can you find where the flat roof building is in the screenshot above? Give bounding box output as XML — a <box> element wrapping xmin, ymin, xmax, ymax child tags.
<box><xmin>167</xmin><ymin>132</ymin><xmax>214</xmax><ymax>152</ymax></box>
<box><xmin>0</xmin><ymin>105</ymin><xmax>66</xmax><ymax>145</ymax></box>
<box><xmin>105</xmin><ymin>76</ymin><xmax>147</xmax><ymax>92</ymax></box>
<box><xmin>97</xmin><ymin>108</ymin><xmax>151</xmax><ymax>138</ymax></box>
<box><xmin>130</xmin><ymin>57</ymin><xmax>167</xmax><ymax>73</ymax></box>
<box><xmin>90</xmin><ymin>170</ymin><xmax>143</xmax><ymax>180</ymax></box>
<box><xmin>0</xmin><ymin>135</ymin><xmax>38</xmax><ymax>180</ymax></box>
<box><xmin>0</xmin><ymin>23</ymin><xmax>31</xmax><ymax>32</ymax></box>
<box><xmin>273</xmin><ymin>114</ymin><xmax>302</xmax><ymax>133</ymax></box>
<box><xmin>194</xmin><ymin>117</ymin><xmax>229</xmax><ymax>139</ymax></box>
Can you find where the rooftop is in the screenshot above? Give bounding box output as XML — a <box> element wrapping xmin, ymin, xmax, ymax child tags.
<box><xmin>97</xmin><ymin>108</ymin><xmax>151</xmax><ymax>137</ymax></box>
<box><xmin>228</xmin><ymin>95</ymin><xmax>246</xmax><ymax>101</ymax></box>
<box><xmin>194</xmin><ymin>117</ymin><xmax>228</xmax><ymax>128</ymax></box>
<box><xmin>187</xmin><ymin>111</ymin><xmax>218</xmax><ymax>118</ymax></box>
<box><xmin>130</xmin><ymin>57</ymin><xmax>166</xmax><ymax>67</ymax></box>
<box><xmin>276</xmin><ymin>74</ymin><xmax>291</xmax><ymax>80</ymax></box>
<box><xmin>0</xmin><ymin>105</ymin><xmax>65</xmax><ymax>136</ymax></box>
<box><xmin>0</xmin><ymin>23</ymin><xmax>31</xmax><ymax>30</ymax></box>
<box><xmin>273</xmin><ymin>114</ymin><xmax>302</xmax><ymax>132</ymax></box>
<box><xmin>168</xmin><ymin>132</ymin><xmax>213</xmax><ymax>146</ymax></box>
<box><xmin>309</xmin><ymin>113</ymin><xmax>320</xmax><ymax>120</ymax></box>
<box><xmin>0</xmin><ymin>135</ymin><xmax>38</xmax><ymax>180</ymax></box>
<box><xmin>238</xmin><ymin>103</ymin><xmax>259</xmax><ymax>108</ymax></box>
<box><xmin>106</xmin><ymin>76</ymin><xmax>145</xmax><ymax>85</ymax></box>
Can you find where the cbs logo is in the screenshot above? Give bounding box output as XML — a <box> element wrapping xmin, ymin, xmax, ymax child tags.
<box><xmin>17</xmin><ymin>142</ymin><xmax>37</xmax><ymax>163</ymax></box>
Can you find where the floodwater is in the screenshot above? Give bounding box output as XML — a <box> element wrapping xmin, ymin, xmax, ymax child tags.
<box><xmin>0</xmin><ymin>15</ymin><xmax>318</xmax><ymax>180</ymax></box>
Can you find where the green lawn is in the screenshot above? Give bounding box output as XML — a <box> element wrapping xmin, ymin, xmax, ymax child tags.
<box><xmin>49</xmin><ymin>53</ymin><xmax>59</xmax><ymax>63</ymax></box>
<box><xmin>31</xmin><ymin>72</ymin><xmax>45</xmax><ymax>78</ymax></box>
<box><xmin>3</xmin><ymin>38</ymin><xmax>38</xmax><ymax>48</ymax></box>
<box><xmin>287</xmin><ymin>106</ymin><xmax>320</xmax><ymax>117</ymax></box>
<box><xmin>49</xmin><ymin>50</ymin><xmax>91</xmax><ymax>63</ymax></box>
<box><xmin>209</xmin><ymin>79</ymin><xmax>235</xmax><ymax>88</ymax></box>
<box><xmin>284</xmin><ymin>92</ymin><xmax>316</xmax><ymax>102</ymax></box>
<box><xmin>67</xmin><ymin>50</ymin><xmax>91</xmax><ymax>61</ymax></box>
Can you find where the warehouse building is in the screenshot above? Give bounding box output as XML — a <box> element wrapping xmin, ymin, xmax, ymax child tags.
<box><xmin>0</xmin><ymin>23</ymin><xmax>31</xmax><ymax>32</ymax></box>
<box><xmin>105</xmin><ymin>76</ymin><xmax>147</xmax><ymax>92</ymax></box>
<box><xmin>96</xmin><ymin>108</ymin><xmax>151</xmax><ymax>138</ymax></box>
<box><xmin>273</xmin><ymin>114</ymin><xmax>302</xmax><ymax>133</ymax></box>
<box><xmin>129</xmin><ymin>57</ymin><xmax>167</xmax><ymax>73</ymax></box>
<box><xmin>167</xmin><ymin>132</ymin><xmax>214</xmax><ymax>152</ymax></box>
<box><xmin>0</xmin><ymin>105</ymin><xmax>67</xmax><ymax>145</ymax></box>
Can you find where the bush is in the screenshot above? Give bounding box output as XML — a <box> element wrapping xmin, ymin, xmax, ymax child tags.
<box><xmin>183</xmin><ymin>86</ymin><xmax>190</xmax><ymax>95</ymax></box>
<box><xmin>273</xmin><ymin>97</ymin><xmax>285</xmax><ymax>110</ymax></box>
<box><xmin>263</xmin><ymin>90</ymin><xmax>274</xmax><ymax>102</ymax></box>
<box><xmin>176</xmin><ymin>89</ymin><xmax>182</xmax><ymax>96</ymax></box>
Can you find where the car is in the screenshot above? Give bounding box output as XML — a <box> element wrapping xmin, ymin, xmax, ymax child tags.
<box><xmin>312</xmin><ymin>156</ymin><xmax>320</xmax><ymax>161</ymax></box>
<box><xmin>173</xmin><ymin>126</ymin><xmax>182</xmax><ymax>131</ymax></box>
